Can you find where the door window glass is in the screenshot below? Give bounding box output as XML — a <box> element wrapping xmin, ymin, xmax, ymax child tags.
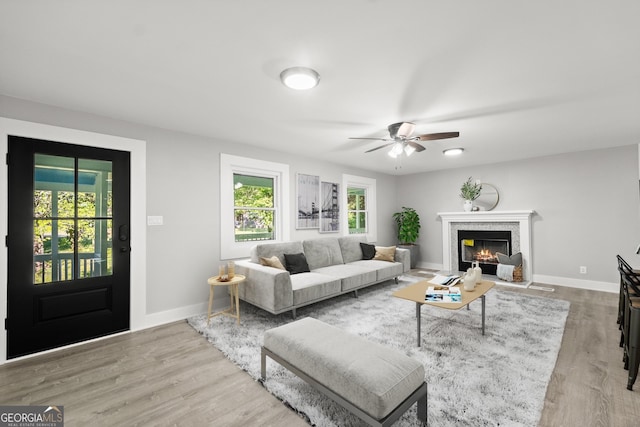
<box><xmin>33</xmin><ymin>154</ymin><xmax>113</xmax><ymax>284</ymax></box>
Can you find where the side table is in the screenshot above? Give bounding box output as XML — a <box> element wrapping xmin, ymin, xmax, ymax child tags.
<box><xmin>207</xmin><ymin>274</ymin><xmax>246</xmax><ymax>326</ymax></box>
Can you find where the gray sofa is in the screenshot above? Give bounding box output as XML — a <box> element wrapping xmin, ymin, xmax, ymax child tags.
<box><xmin>235</xmin><ymin>235</ymin><xmax>410</xmax><ymax>317</ymax></box>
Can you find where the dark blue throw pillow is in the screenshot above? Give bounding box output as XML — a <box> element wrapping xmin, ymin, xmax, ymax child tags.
<box><xmin>283</xmin><ymin>252</ymin><xmax>311</xmax><ymax>274</ymax></box>
<box><xmin>360</xmin><ymin>242</ymin><xmax>376</xmax><ymax>260</ymax></box>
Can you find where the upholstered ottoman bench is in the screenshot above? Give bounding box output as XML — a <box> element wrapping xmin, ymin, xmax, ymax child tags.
<box><xmin>261</xmin><ymin>317</ymin><xmax>427</xmax><ymax>426</ymax></box>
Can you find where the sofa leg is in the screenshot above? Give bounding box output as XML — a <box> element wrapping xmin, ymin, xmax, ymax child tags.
<box><xmin>353</xmin><ymin>290</ymin><xmax>359</xmax><ymax>298</ymax></box>
<box><xmin>395</xmin><ymin>276</ymin><xmax>399</xmax><ymax>284</ymax></box>
<box><xmin>292</xmin><ymin>308</ymin><xmax>297</xmax><ymax>319</ymax></box>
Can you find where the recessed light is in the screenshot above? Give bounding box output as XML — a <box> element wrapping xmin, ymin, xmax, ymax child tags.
<box><xmin>280</xmin><ymin>67</ymin><xmax>320</xmax><ymax>90</ymax></box>
<box><xmin>443</xmin><ymin>148</ymin><xmax>464</xmax><ymax>156</ymax></box>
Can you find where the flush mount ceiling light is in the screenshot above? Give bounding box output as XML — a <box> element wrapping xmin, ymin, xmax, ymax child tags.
<box><xmin>443</xmin><ymin>147</ymin><xmax>464</xmax><ymax>156</ymax></box>
<box><xmin>280</xmin><ymin>67</ymin><xmax>320</xmax><ymax>90</ymax></box>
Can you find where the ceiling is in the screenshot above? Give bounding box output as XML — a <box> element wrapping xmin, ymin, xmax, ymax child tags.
<box><xmin>1</xmin><ymin>1</ymin><xmax>639</xmax><ymax>175</ymax></box>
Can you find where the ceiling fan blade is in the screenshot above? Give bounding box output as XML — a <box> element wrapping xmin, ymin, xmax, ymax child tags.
<box><xmin>407</xmin><ymin>141</ymin><xmax>426</xmax><ymax>152</ymax></box>
<box><xmin>396</xmin><ymin>122</ymin><xmax>416</xmax><ymax>138</ymax></box>
<box><xmin>365</xmin><ymin>142</ymin><xmax>394</xmax><ymax>153</ymax></box>
<box><xmin>417</xmin><ymin>131</ymin><xmax>460</xmax><ymax>141</ymax></box>
<box><xmin>348</xmin><ymin>137</ymin><xmax>389</xmax><ymax>141</ymax></box>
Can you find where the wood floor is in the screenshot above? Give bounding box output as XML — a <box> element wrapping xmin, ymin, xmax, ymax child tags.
<box><xmin>1</xmin><ymin>275</ymin><xmax>639</xmax><ymax>426</ymax></box>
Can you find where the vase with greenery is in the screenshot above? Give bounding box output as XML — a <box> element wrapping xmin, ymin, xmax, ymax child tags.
<box><xmin>393</xmin><ymin>206</ymin><xmax>421</xmax><ymax>268</ymax></box>
<box><xmin>459</xmin><ymin>177</ymin><xmax>482</xmax><ymax>211</ymax></box>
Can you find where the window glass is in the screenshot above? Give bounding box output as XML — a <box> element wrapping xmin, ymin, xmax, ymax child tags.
<box><xmin>233</xmin><ymin>174</ymin><xmax>275</xmax><ymax>242</ymax></box>
<box><xmin>347</xmin><ymin>187</ymin><xmax>367</xmax><ymax>234</ymax></box>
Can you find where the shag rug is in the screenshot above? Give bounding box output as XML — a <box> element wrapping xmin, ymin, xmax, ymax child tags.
<box><xmin>188</xmin><ymin>276</ymin><xmax>570</xmax><ymax>426</ymax></box>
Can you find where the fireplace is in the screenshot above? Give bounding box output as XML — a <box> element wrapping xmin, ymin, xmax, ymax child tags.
<box><xmin>458</xmin><ymin>230</ymin><xmax>511</xmax><ymax>275</ymax></box>
<box><xmin>438</xmin><ymin>210</ymin><xmax>534</xmax><ymax>286</ymax></box>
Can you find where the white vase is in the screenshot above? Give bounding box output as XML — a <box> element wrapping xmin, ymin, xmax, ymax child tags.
<box><xmin>473</xmin><ymin>261</ymin><xmax>482</xmax><ymax>283</ymax></box>
<box><xmin>463</xmin><ymin>200</ymin><xmax>473</xmax><ymax>212</ymax></box>
<box><xmin>463</xmin><ymin>272</ymin><xmax>476</xmax><ymax>291</ymax></box>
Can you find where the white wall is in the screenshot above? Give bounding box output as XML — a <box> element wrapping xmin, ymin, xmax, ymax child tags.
<box><xmin>0</xmin><ymin>95</ymin><xmax>399</xmax><ymax>328</ymax></box>
<box><xmin>396</xmin><ymin>145</ymin><xmax>640</xmax><ymax>292</ymax></box>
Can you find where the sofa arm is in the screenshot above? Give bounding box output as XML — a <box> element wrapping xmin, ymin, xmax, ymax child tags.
<box><xmin>235</xmin><ymin>260</ymin><xmax>293</xmax><ymax>313</ymax></box>
<box><xmin>395</xmin><ymin>247</ymin><xmax>410</xmax><ymax>272</ymax></box>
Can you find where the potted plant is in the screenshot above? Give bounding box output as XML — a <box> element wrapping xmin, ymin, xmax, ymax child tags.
<box><xmin>459</xmin><ymin>177</ymin><xmax>482</xmax><ymax>211</ymax></box>
<box><xmin>393</xmin><ymin>206</ymin><xmax>421</xmax><ymax>268</ymax></box>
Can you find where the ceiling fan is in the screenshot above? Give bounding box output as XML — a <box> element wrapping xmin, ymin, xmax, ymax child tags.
<box><xmin>349</xmin><ymin>122</ymin><xmax>460</xmax><ymax>157</ymax></box>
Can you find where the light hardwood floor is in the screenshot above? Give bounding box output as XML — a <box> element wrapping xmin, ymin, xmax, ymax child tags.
<box><xmin>1</xmin><ymin>275</ymin><xmax>639</xmax><ymax>426</ymax></box>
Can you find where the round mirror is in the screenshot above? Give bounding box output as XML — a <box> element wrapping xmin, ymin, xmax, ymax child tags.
<box><xmin>474</xmin><ymin>183</ymin><xmax>499</xmax><ymax>211</ymax></box>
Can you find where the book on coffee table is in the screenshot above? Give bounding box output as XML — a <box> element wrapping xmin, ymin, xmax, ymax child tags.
<box><xmin>428</xmin><ymin>274</ymin><xmax>460</xmax><ymax>287</ymax></box>
<box><xmin>425</xmin><ymin>286</ymin><xmax>462</xmax><ymax>303</ymax></box>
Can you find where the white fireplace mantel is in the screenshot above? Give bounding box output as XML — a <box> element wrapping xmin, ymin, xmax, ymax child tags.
<box><xmin>438</xmin><ymin>210</ymin><xmax>535</xmax><ymax>286</ymax></box>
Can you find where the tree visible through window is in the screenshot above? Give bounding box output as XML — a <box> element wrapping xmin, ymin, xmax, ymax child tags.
<box><xmin>347</xmin><ymin>187</ymin><xmax>367</xmax><ymax>234</ymax></box>
<box><xmin>234</xmin><ymin>174</ymin><xmax>275</xmax><ymax>242</ymax></box>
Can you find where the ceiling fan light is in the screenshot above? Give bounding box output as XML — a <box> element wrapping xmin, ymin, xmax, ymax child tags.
<box><xmin>396</xmin><ymin>122</ymin><xmax>416</xmax><ymax>138</ymax></box>
<box><xmin>443</xmin><ymin>147</ymin><xmax>464</xmax><ymax>156</ymax></box>
<box><xmin>404</xmin><ymin>144</ymin><xmax>416</xmax><ymax>156</ymax></box>
<box><xmin>388</xmin><ymin>142</ymin><xmax>404</xmax><ymax>157</ymax></box>
<box><xmin>280</xmin><ymin>67</ymin><xmax>320</xmax><ymax>90</ymax></box>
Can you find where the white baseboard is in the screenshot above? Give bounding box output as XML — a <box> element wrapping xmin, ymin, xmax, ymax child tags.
<box><xmin>416</xmin><ymin>262</ymin><xmax>442</xmax><ymax>271</ymax></box>
<box><xmin>532</xmin><ymin>274</ymin><xmax>617</xmax><ymax>294</ymax></box>
<box><xmin>139</xmin><ymin>302</ymin><xmax>209</xmax><ymax>330</ymax></box>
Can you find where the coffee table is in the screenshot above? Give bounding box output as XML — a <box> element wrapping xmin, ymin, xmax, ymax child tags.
<box><xmin>392</xmin><ymin>279</ymin><xmax>495</xmax><ymax>347</ymax></box>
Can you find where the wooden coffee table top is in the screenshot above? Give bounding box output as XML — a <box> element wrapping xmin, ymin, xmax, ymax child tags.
<box><xmin>392</xmin><ymin>279</ymin><xmax>495</xmax><ymax>310</ymax></box>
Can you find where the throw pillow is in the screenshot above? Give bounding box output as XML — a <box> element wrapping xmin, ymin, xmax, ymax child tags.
<box><xmin>283</xmin><ymin>252</ymin><xmax>311</xmax><ymax>275</ymax></box>
<box><xmin>259</xmin><ymin>256</ymin><xmax>285</xmax><ymax>270</ymax></box>
<box><xmin>360</xmin><ymin>242</ymin><xmax>376</xmax><ymax>260</ymax></box>
<box><xmin>496</xmin><ymin>252</ymin><xmax>523</xmax><ymax>266</ymax></box>
<box><xmin>374</xmin><ymin>245</ymin><xmax>396</xmax><ymax>262</ymax></box>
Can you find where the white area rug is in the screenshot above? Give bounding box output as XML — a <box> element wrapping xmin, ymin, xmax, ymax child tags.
<box><xmin>188</xmin><ymin>276</ymin><xmax>570</xmax><ymax>426</ymax></box>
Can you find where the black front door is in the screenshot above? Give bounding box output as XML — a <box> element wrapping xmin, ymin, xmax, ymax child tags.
<box><xmin>6</xmin><ymin>136</ymin><xmax>131</xmax><ymax>359</ymax></box>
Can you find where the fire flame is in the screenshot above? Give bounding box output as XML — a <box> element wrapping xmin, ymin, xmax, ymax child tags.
<box><xmin>474</xmin><ymin>249</ymin><xmax>496</xmax><ymax>262</ymax></box>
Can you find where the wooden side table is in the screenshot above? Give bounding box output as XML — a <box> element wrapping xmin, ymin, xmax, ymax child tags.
<box><xmin>207</xmin><ymin>274</ymin><xmax>246</xmax><ymax>325</ymax></box>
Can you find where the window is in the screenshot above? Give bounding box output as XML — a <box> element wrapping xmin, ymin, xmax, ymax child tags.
<box><xmin>221</xmin><ymin>154</ymin><xmax>289</xmax><ymax>259</ymax></box>
<box><xmin>347</xmin><ymin>187</ymin><xmax>367</xmax><ymax>234</ymax></box>
<box><xmin>342</xmin><ymin>174</ymin><xmax>376</xmax><ymax>242</ymax></box>
<box><xmin>233</xmin><ymin>174</ymin><xmax>275</xmax><ymax>242</ymax></box>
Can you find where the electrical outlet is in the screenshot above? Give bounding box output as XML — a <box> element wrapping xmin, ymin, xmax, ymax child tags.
<box><xmin>579</xmin><ymin>266</ymin><xmax>587</xmax><ymax>274</ymax></box>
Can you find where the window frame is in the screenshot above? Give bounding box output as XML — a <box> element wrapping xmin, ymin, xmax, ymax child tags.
<box><xmin>220</xmin><ymin>154</ymin><xmax>290</xmax><ymax>259</ymax></box>
<box><xmin>341</xmin><ymin>174</ymin><xmax>377</xmax><ymax>242</ymax></box>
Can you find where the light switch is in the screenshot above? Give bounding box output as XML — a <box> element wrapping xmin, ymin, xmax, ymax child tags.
<box><xmin>147</xmin><ymin>216</ymin><xmax>163</xmax><ymax>226</ymax></box>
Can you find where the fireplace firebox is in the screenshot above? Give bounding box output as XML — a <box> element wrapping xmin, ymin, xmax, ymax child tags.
<box><xmin>457</xmin><ymin>230</ymin><xmax>511</xmax><ymax>275</ymax></box>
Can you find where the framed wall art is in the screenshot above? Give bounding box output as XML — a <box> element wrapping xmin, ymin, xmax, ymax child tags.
<box><xmin>320</xmin><ymin>181</ymin><xmax>340</xmax><ymax>233</ymax></box>
<box><xmin>296</xmin><ymin>173</ymin><xmax>319</xmax><ymax>229</ymax></box>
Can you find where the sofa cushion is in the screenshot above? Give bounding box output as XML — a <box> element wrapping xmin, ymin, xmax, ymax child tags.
<box><xmin>313</xmin><ymin>264</ymin><xmax>378</xmax><ymax>292</ymax></box>
<box><xmin>251</xmin><ymin>241</ymin><xmax>304</xmax><ymax>266</ymax></box>
<box><xmin>290</xmin><ymin>273</ymin><xmax>341</xmax><ymax>305</ymax></box>
<box><xmin>374</xmin><ymin>245</ymin><xmax>396</xmax><ymax>262</ymax></box>
<box><xmin>338</xmin><ymin>235</ymin><xmax>368</xmax><ymax>263</ymax></box>
<box><xmin>348</xmin><ymin>260</ymin><xmax>403</xmax><ymax>282</ymax></box>
<box><xmin>259</xmin><ymin>256</ymin><xmax>285</xmax><ymax>270</ymax></box>
<box><xmin>303</xmin><ymin>237</ymin><xmax>344</xmax><ymax>270</ymax></box>
<box><xmin>284</xmin><ymin>253</ymin><xmax>311</xmax><ymax>275</ymax></box>
<box><xmin>360</xmin><ymin>242</ymin><xmax>376</xmax><ymax>260</ymax></box>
